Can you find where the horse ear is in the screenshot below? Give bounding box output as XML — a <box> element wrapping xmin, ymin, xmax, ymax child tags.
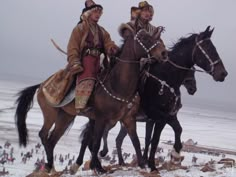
<box><xmin>203</xmin><ymin>25</ymin><xmax>214</xmax><ymax>38</ymax></box>
<box><xmin>153</xmin><ymin>26</ymin><xmax>164</xmax><ymax>39</ymax></box>
<box><xmin>209</xmin><ymin>27</ymin><xmax>215</xmax><ymax>37</ymax></box>
<box><xmin>205</xmin><ymin>26</ymin><xmax>211</xmax><ymax>32</ymax></box>
<box><xmin>119</xmin><ymin>23</ymin><xmax>134</xmax><ymax>39</ymax></box>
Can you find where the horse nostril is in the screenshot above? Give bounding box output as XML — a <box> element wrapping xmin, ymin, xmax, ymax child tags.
<box><xmin>161</xmin><ymin>51</ymin><xmax>167</xmax><ymax>58</ymax></box>
<box><xmin>221</xmin><ymin>71</ymin><xmax>228</xmax><ymax>78</ymax></box>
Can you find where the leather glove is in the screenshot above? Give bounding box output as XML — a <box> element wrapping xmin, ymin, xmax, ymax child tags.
<box><xmin>67</xmin><ymin>61</ymin><xmax>84</xmax><ymax>76</ymax></box>
<box><xmin>108</xmin><ymin>45</ymin><xmax>119</xmax><ymax>56</ymax></box>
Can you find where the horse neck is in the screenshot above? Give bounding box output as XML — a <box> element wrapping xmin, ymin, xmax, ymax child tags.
<box><xmin>164</xmin><ymin>44</ymin><xmax>195</xmax><ymax>86</ymax></box>
<box><xmin>110</xmin><ymin>38</ymin><xmax>140</xmax><ymax>97</ymax></box>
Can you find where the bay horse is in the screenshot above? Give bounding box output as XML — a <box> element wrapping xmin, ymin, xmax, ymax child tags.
<box><xmin>99</xmin><ymin>68</ymin><xmax>197</xmax><ymax>164</ymax></box>
<box><xmin>81</xmin><ymin>26</ymin><xmax>228</xmax><ymax>172</ymax></box>
<box><xmin>15</xmin><ymin>24</ymin><xmax>168</xmax><ymax>173</ymax></box>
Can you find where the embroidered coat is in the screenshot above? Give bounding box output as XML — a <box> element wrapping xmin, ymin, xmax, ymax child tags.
<box><xmin>67</xmin><ymin>21</ymin><xmax>116</xmax><ymax>66</ymax></box>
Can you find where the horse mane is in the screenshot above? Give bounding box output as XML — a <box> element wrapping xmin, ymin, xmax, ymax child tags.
<box><xmin>169</xmin><ymin>33</ymin><xmax>197</xmax><ymax>54</ymax></box>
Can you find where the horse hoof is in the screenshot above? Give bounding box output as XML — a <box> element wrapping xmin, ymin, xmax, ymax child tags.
<box><xmin>94</xmin><ymin>167</ymin><xmax>107</xmax><ymax>175</ymax></box>
<box><xmin>119</xmin><ymin>161</ymin><xmax>126</xmax><ymax>166</ymax></box>
<box><xmin>41</xmin><ymin>163</ymin><xmax>53</xmax><ymax>173</ymax></box>
<box><xmin>69</xmin><ymin>163</ymin><xmax>80</xmax><ymax>175</ymax></box>
<box><xmin>139</xmin><ymin>160</ymin><xmax>146</xmax><ymax>169</ymax></box>
<box><xmin>150</xmin><ymin>168</ymin><xmax>159</xmax><ymax>174</ymax></box>
<box><xmin>99</xmin><ymin>150</ymin><xmax>108</xmax><ymax>157</ymax></box>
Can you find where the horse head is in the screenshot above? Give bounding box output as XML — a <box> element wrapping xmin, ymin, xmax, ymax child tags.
<box><xmin>182</xmin><ymin>69</ymin><xmax>197</xmax><ymax>95</ymax></box>
<box><xmin>119</xmin><ymin>24</ymin><xmax>168</xmax><ymax>63</ymax></box>
<box><xmin>192</xmin><ymin>26</ymin><xmax>228</xmax><ymax>81</ymax></box>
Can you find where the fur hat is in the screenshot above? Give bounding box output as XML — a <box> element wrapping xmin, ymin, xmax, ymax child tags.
<box><xmin>131</xmin><ymin>6</ymin><xmax>140</xmax><ymax>21</ymax></box>
<box><xmin>81</xmin><ymin>0</ymin><xmax>103</xmax><ymax>21</ymax></box>
<box><xmin>138</xmin><ymin>1</ymin><xmax>154</xmax><ymax>15</ymax></box>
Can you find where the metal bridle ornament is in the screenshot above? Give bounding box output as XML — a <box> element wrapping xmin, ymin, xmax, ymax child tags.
<box><xmin>134</xmin><ymin>29</ymin><xmax>161</xmax><ymax>58</ymax></box>
<box><xmin>144</xmin><ymin>70</ymin><xmax>180</xmax><ymax>115</ymax></box>
<box><xmin>192</xmin><ymin>37</ymin><xmax>221</xmax><ymax>75</ymax></box>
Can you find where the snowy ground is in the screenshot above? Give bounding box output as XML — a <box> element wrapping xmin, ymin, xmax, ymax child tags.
<box><xmin>0</xmin><ymin>79</ymin><xmax>236</xmax><ymax>177</ymax></box>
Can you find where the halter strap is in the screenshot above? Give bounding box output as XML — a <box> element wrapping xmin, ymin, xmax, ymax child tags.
<box><xmin>165</xmin><ymin>35</ymin><xmax>221</xmax><ymax>75</ymax></box>
<box><xmin>134</xmin><ymin>29</ymin><xmax>161</xmax><ymax>58</ymax></box>
<box><xmin>192</xmin><ymin>37</ymin><xmax>221</xmax><ymax>74</ymax></box>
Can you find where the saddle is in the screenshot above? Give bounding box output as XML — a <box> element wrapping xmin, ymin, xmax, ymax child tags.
<box><xmin>42</xmin><ymin>69</ymin><xmax>76</xmax><ymax>107</ymax></box>
<box><xmin>42</xmin><ymin>65</ymin><xmax>111</xmax><ymax>108</ymax></box>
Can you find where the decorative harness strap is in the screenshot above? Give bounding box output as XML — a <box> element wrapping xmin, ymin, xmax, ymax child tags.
<box><xmin>98</xmin><ymin>80</ymin><xmax>139</xmax><ymax>109</ymax></box>
<box><xmin>144</xmin><ymin>70</ymin><xmax>180</xmax><ymax>115</ymax></box>
<box><xmin>97</xmin><ymin>29</ymin><xmax>161</xmax><ymax>109</ymax></box>
<box><xmin>134</xmin><ymin>29</ymin><xmax>161</xmax><ymax>58</ymax></box>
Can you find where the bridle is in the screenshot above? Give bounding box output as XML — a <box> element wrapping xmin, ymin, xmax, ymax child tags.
<box><xmin>98</xmin><ymin>29</ymin><xmax>162</xmax><ymax>108</ymax></box>
<box><xmin>166</xmin><ymin>34</ymin><xmax>221</xmax><ymax>75</ymax></box>
<box><xmin>191</xmin><ymin>36</ymin><xmax>221</xmax><ymax>74</ymax></box>
<box><xmin>134</xmin><ymin>29</ymin><xmax>162</xmax><ymax>59</ymax></box>
<box><xmin>114</xmin><ymin>29</ymin><xmax>162</xmax><ymax>64</ymax></box>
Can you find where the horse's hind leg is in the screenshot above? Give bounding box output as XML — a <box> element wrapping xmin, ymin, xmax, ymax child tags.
<box><xmin>148</xmin><ymin>121</ymin><xmax>166</xmax><ymax>172</ymax></box>
<box><xmin>168</xmin><ymin>116</ymin><xmax>182</xmax><ymax>153</ymax></box>
<box><xmin>143</xmin><ymin>119</ymin><xmax>155</xmax><ymax>162</ymax></box>
<box><xmin>45</xmin><ymin>110</ymin><xmax>75</xmax><ymax>171</ymax></box>
<box><xmin>37</xmin><ymin>92</ymin><xmax>58</xmax><ymax>171</ymax></box>
<box><xmin>122</xmin><ymin>116</ymin><xmax>145</xmax><ymax>168</ymax></box>
<box><xmin>39</xmin><ymin>114</ymin><xmax>56</xmax><ymax>147</ymax></box>
<box><xmin>116</xmin><ymin>122</ymin><xmax>128</xmax><ymax>165</ymax></box>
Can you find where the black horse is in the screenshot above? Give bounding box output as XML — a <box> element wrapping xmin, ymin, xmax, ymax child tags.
<box><xmin>138</xmin><ymin>26</ymin><xmax>227</xmax><ymax>171</ymax></box>
<box><xmin>99</xmin><ymin>68</ymin><xmax>197</xmax><ymax>164</ymax></box>
<box><xmin>80</xmin><ymin>26</ymin><xmax>228</xmax><ymax>172</ymax></box>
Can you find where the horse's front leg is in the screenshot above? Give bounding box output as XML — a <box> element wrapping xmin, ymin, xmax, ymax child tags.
<box><xmin>167</xmin><ymin>116</ymin><xmax>184</xmax><ymax>164</ymax></box>
<box><xmin>168</xmin><ymin>116</ymin><xmax>183</xmax><ymax>153</ymax></box>
<box><xmin>90</xmin><ymin>119</ymin><xmax>107</xmax><ymax>174</ymax></box>
<box><xmin>70</xmin><ymin>119</ymin><xmax>94</xmax><ymax>175</ymax></box>
<box><xmin>148</xmin><ymin>121</ymin><xmax>166</xmax><ymax>172</ymax></box>
<box><xmin>122</xmin><ymin>116</ymin><xmax>145</xmax><ymax>168</ymax></box>
<box><xmin>116</xmin><ymin>122</ymin><xmax>128</xmax><ymax>165</ymax></box>
<box><xmin>100</xmin><ymin>122</ymin><xmax>116</xmax><ymax>157</ymax></box>
<box><xmin>143</xmin><ymin>119</ymin><xmax>155</xmax><ymax>162</ymax></box>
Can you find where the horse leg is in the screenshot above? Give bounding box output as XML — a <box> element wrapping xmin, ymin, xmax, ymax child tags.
<box><xmin>90</xmin><ymin>119</ymin><xmax>107</xmax><ymax>174</ymax></box>
<box><xmin>122</xmin><ymin>117</ymin><xmax>145</xmax><ymax>168</ymax></box>
<box><xmin>100</xmin><ymin>122</ymin><xmax>115</xmax><ymax>157</ymax></box>
<box><xmin>168</xmin><ymin>116</ymin><xmax>183</xmax><ymax>153</ymax></box>
<box><xmin>70</xmin><ymin>119</ymin><xmax>94</xmax><ymax>175</ymax></box>
<box><xmin>39</xmin><ymin>114</ymin><xmax>56</xmax><ymax>148</ymax></box>
<box><xmin>44</xmin><ymin>110</ymin><xmax>75</xmax><ymax>171</ymax></box>
<box><xmin>116</xmin><ymin>122</ymin><xmax>128</xmax><ymax>165</ymax></box>
<box><xmin>167</xmin><ymin>116</ymin><xmax>183</xmax><ymax>164</ymax></box>
<box><xmin>143</xmin><ymin>119</ymin><xmax>155</xmax><ymax>162</ymax></box>
<box><xmin>148</xmin><ymin>121</ymin><xmax>166</xmax><ymax>172</ymax></box>
<box><xmin>100</xmin><ymin>126</ymin><xmax>109</xmax><ymax>157</ymax></box>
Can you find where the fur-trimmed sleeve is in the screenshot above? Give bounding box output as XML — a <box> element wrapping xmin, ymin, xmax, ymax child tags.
<box><xmin>67</xmin><ymin>24</ymin><xmax>83</xmax><ymax>65</ymax></box>
<box><xmin>100</xmin><ymin>26</ymin><xmax>117</xmax><ymax>54</ymax></box>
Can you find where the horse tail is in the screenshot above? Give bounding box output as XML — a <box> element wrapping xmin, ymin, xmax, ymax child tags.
<box><xmin>14</xmin><ymin>84</ymin><xmax>41</xmax><ymax>147</ymax></box>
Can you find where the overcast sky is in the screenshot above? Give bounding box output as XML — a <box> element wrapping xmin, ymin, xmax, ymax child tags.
<box><xmin>0</xmin><ymin>0</ymin><xmax>235</xmax><ymax>108</ymax></box>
